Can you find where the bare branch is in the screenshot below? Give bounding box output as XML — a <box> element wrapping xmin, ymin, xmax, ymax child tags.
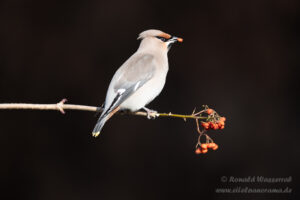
<box><xmin>0</xmin><ymin>99</ymin><xmax>226</xmax><ymax>155</ymax></box>
<box><xmin>0</xmin><ymin>99</ymin><xmax>206</xmax><ymax>120</ymax></box>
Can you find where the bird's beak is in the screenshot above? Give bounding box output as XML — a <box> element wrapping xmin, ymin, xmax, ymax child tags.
<box><xmin>171</xmin><ymin>36</ymin><xmax>183</xmax><ymax>43</ymax></box>
<box><xmin>169</xmin><ymin>36</ymin><xmax>183</xmax><ymax>44</ymax></box>
<box><xmin>166</xmin><ymin>36</ymin><xmax>183</xmax><ymax>50</ymax></box>
<box><xmin>175</xmin><ymin>37</ymin><xmax>183</xmax><ymax>43</ymax></box>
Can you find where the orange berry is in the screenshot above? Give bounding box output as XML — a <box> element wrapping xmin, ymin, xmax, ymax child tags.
<box><xmin>195</xmin><ymin>148</ymin><xmax>202</xmax><ymax>154</ymax></box>
<box><xmin>213</xmin><ymin>123</ymin><xmax>219</xmax><ymax>130</ymax></box>
<box><xmin>218</xmin><ymin>121</ymin><xmax>225</xmax><ymax>126</ymax></box>
<box><xmin>201</xmin><ymin>122</ymin><xmax>210</xmax><ymax>129</ymax></box>
<box><xmin>202</xmin><ymin>149</ymin><xmax>208</xmax><ymax>154</ymax></box>
<box><xmin>206</xmin><ymin>109</ymin><xmax>214</xmax><ymax>115</ymax></box>
<box><xmin>212</xmin><ymin>145</ymin><xmax>219</xmax><ymax>150</ymax></box>
<box><xmin>201</xmin><ymin>143</ymin><xmax>208</xmax><ymax>149</ymax></box>
<box><xmin>218</xmin><ymin>121</ymin><xmax>225</xmax><ymax>129</ymax></box>
<box><xmin>217</xmin><ymin>123</ymin><xmax>222</xmax><ymax>129</ymax></box>
<box><xmin>208</xmin><ymin>143</ymin><xmax>216</xmax><ymax>148</ymax></box>
<box><xmin>209</xmin><ymin>122</ymin><xmax>214</xmax><ymax>129</ymax></box>
<box><xmin>220</xmin><ymin>117</ymin><xmax>226</xmax><ymax>122</ymax></box>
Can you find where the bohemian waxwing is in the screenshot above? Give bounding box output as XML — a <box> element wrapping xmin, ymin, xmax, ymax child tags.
<box><xmin>92</xmin><ymin>29</ymin><xmax>183</xmax><ymax>137</ymax></box>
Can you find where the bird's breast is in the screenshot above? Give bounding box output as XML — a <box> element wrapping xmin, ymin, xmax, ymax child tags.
<box><xmin>120</xmin><ymin>61</ymin><xmax>169</xmax><ymax>111</ymax></box>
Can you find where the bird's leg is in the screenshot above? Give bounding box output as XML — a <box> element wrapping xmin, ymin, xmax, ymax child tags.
<box><xmin>142</xmin><ymin>107</ymin><xmax>158</xmax><ymax>119</ymax></box>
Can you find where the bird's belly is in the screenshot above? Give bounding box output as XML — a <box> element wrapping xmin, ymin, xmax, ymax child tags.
<box><xmin>120</xmin><ymin>73</ymin><xmax>167</xmax><ymax>111</ymax></box>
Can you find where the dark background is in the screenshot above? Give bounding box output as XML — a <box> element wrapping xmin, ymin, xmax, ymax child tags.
<box><xmin>0</xmin><ymin>0</ymin><xmax>299</xmax><ymax>199</ymax></box>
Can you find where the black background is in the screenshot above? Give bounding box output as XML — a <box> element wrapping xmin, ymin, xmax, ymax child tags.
<box><xmin>0</xmin><ymin>0</ymin><xmax>299</xmax><ymax>199</ymax></box>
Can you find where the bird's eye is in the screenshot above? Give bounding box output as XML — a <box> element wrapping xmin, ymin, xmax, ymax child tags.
<box><xmin>156</xmin><ymin>36</ymin><xmax>167</xmax><ymax>42</ymax></box>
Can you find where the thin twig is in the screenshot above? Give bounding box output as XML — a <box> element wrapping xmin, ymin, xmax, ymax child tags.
<box><xmin>0</xmin><ymin>99</ymin><xmax>207</xmax><ymax>120</ymax></box>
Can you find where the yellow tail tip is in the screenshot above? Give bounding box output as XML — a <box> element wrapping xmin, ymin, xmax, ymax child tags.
<box><xmin>92</xmin><ymin>131</ymin><xmax>100</xmax><ymax>137</ymax></box>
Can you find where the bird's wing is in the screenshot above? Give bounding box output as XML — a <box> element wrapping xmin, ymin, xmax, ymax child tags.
<box><xmin>103</xmin><ymin>54</ymin><xmax>156</xmax><ymax>115</ymax></box>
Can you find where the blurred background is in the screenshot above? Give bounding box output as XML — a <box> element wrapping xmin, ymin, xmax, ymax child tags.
<box><xmin>0</xmin><ymin>0</ymin><xmax>299</xmax><ymax>199</ymax></box>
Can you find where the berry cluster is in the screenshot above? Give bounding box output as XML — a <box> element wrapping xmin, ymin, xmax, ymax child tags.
<box><xmin>201</xmin><ymin>119</ymin><xmax>226</xmax><ymax>130</ymax></box>
<box><xmin>195</xmin><ymin>143</ymin><xmax>218</xmax><ymax>154</ymax></box>
<box><xmin>194</xmin><ymin>106</ymin><xmax>226</xmax><ymax>155</ymax></box>
<box><xmin>201</xmin><ymin>109</ymin><xmax>226</xmax><ymax>130</ymax></box>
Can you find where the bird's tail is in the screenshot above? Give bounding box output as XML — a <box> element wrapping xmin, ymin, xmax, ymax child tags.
<box><xmin>92</xmin><ymin>106</ymin><xmax>120</xmax><ymax>137</ymax></box>
<box><xmin>92</xmin><ymin>113</ymin><xmax>109</xmax><ymax>137</ymax></box>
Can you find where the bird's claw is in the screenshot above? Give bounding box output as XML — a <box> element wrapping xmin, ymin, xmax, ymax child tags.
<box><xmin>143</xmin><ymin>107</ymin><xmax>158</xmax><ymax>119</ymax></box>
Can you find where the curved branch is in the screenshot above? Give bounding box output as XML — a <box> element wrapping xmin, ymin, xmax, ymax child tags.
<box><xmin>0</xmin><ymin>99</ymin><xmax>206</xmax><ymax>120</ymax></box>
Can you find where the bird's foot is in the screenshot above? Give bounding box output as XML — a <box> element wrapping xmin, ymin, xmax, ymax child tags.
<box><xmin>142</xmin><ymin>107</ymin><xmax>158</xmax><ymax>119</ymax></box>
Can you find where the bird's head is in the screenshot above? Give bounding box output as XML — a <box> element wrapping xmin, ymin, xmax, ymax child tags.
<box><xmin>138</xmin><ymin>29</ymin><xmax>183</xmax><ymax>51</ymax></box>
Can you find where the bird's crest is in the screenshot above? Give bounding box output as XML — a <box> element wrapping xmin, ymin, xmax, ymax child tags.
<box><xmin>138</xmin><ymin>29</ymin><xmax>171</xmax><ymax>40</ymax></box>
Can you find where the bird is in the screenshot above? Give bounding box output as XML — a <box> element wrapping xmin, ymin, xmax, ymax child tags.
<box><xmin>92</xmin><ymin>29</ymin><xmax>183</xmax><ymax>137</ymax></box>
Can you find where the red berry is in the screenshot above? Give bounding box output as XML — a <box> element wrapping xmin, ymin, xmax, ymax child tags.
<box><xmin>206</xmin><ymin>109</ymin><xmax>214</xmax><ymax>115</ymax></box>
<box><xmin>220</xmin><ymin>117</ymin><xmax>226</xmax><ymax>122</ymax></box>
<box><xmin>201</xmin><ymin>122</ymin><xmax>210</xmax><ymax>129</ymax></box>
<box><xmin>213</xmin><ymin>123</ymin><xmax>219</xmax><ymax>130</ymax></box>
<box><xmin>195</xmin><ymin>148</ymin><xmax>202</xmax><ymax>154</ymax></box>
<box><xmin>217</xmin><ymin>123</ymin><xmax>222</xmax><ymax>129</ymax></box>
<box><xmin>202</xmin><ymin>149</ymin><xmax>208</xmax><ymax>154</ymax></box>
<box><xmin>212</xmin><ymin>145</ymin><xmax>219</xmax><ymax>150</ymax></box>
<box><xmin>218</xmin><ymin>121</ymin><xmax>225</xmax><ymax>126</ymax></box>
<box><xmin>208</xmin><ymin>143</ymin><xmax>216</xmax><ymax>148</ymax></box>
<box><xmin>218</xmin><ymin>122</ymin><xmax>225</xmax><ymax>129</ymax></box>
<box><xmin>209</xmin><ymin>122</ymin><xmax>214</xmax><ymax>129</ymax></box>
<box><xmin>201</xmin><ymin>143</ymin><xmax>208</xmax><ymax>149</ymax></box>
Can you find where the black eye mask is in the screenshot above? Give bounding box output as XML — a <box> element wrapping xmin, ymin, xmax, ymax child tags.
<box><xmin>155</xmin><ymin>36</ymin><xmax>168</xmax><ymax>42</ymax></box>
